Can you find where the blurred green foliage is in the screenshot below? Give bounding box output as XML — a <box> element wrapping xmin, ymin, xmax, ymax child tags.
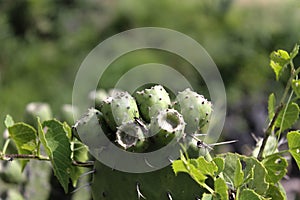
<box><xmin>1</xmin><ymin>0</ymin><xmax>300</xmax><ymax>199</ymax></box>
<box><xmin>0</xmin><ymin>0</ymin><xmax>300</xmax><ymax>144</ymax></box>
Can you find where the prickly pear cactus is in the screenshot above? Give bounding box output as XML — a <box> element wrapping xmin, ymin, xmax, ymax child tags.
<box><xmin>149</xmin><ymin>108</ymin><xmax>185</xmax><ymax>149</ymax></box>
<box><xmin>91</xmin><ymin>161</ymin><xmax>205</xmax><ymax>199</ymax></box>
<box><xmin>100</xmin><ymin>92</ymin><xmax>140</xmax><ymax>131</ymax></box>
<box><xmin>174</xmin><ymin>88</ymin><xmax>212</xmax><ymax>134</ymax></box>
<box><xmin>75</xmin><ymin>85</ymin><xmax>213</xmax><ymax>200</ymax></box>
<box><xmin>134</xmin><ymin>85</ymin><xmax>171</xmax><ymax>122</ymax></box>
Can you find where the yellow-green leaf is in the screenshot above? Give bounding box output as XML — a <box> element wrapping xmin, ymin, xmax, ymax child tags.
<box><xmin>287</xmin><ymin>131</ymin><xmax>300</xmax><ymax>170</ymax></box>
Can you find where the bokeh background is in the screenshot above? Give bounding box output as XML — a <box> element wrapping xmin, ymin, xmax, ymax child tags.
<box><xmin>0</xmin><ymin>0</ymin><xmax>300</xmax><ymax>199</ymax></box>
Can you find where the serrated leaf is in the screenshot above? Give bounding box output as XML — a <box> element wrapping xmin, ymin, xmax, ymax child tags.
<box><xmin>268</xmin><ymin>93</ymin><xmax>276</xmax><ymax>121</ymax></box>
<box><xmin>270</xmin><ymin>49</ymin><xmax>290</xmax><ymax>80</ymax></box>
<box><xmin>262</xmin><ymin>155</ymin><xmax>288</xmax><ymax>184</ymax></box>
<box><xmin>239</xmin><ymin>189</ymin><xmax>264</xmax><ymax>200</ymax></box>
<box><xmin>287</xmin><ymin>131</ymin><xmax>300</xmax><ymax>169</ymax></box>
<box><xmin>292</xmin><ymin>79</ymin><xmax>300</xmax><ymax>98</ymax></box>
<box><xmin>290</xmin><ymin>44</ymin><xmax>299</xmax><ymax>60</ymax></box>
<box><xmin>8</xmin><ymin>123</ymin><xmax>37</xmax><ymax>170</ymax></box>
<box><xmin>265</xmin><ymin>184</ymin><xmax>286</xmax><ymax>200</ymax></box>
<box><xmin>195</xmin><ymin>157</ymin><xmax>218</xmax><ymax>177</ymax></box>
<box><xmin>42</xmin><ymin>119</ymin><xmax>72</xmax><ymax>193</ymax></box>
<box><xmin>172</xmin><ymin>160</ymin><xmax>189</xmax><ymax>175</ymax></box>
<box><xmin>70</xmin><ymin>140</ymin><xmax>88</xmax><ymax>187</ymax></box>
<box><xmin>275</xmin><ymin>103</ymin><xmax>299</xmax><ymax>131</ymax></box>
<box><xmin>215</xmin><ymin>177</ymin><xmax>228</xmax><ymax>200</ymax></box>
<box><xmin>213</xmin><ymin>157</ymin><xmax>224</xmax><ymax>175</ymax></box>
<box><xmin>4</xmin><ymin>115</ymin><xmax>14</xmax><ymax>128</ymax></box>
<box><xmin>242</xmin><ymin>156</ymin><xmax>269</xmax><ymax>195</ymax></box>
<box><xmin>63</xmin><ymin>122</ymin><xmax>72</xmax><ymax>139</ymax></box>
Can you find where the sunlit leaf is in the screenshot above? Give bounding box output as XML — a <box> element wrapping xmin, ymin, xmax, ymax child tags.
<box><xmin>8</xmin><ymin>123</ymin><xmax>37</xmax><ymax>170</ymax></box>
<box><xmin>215</xmin><ymin>177</ymin><xmax>228</xmax><ymax>200</ymax></box>
<box><xmin>270</xmin><ymin>49</ymin><xmax>290</xmax><ymax>80</ymax></box>
<box><xmin>265</xmin><ymin>184</ymin><xmax>286</xmax><ymax>200</ymax></box>
<box><xmin>287</xmin><ymin>131</ymin><xmax>300</xmax><ymax>169</ymax></box>
<box><xmin>42</xmin><ymin>119</ymin><xmax>72</xmax><ymax>193</ymax></box>
<box><xmin>213</xmin><ymin>157</ymin><xmax>224</xmax><ymax>175</ymax></box>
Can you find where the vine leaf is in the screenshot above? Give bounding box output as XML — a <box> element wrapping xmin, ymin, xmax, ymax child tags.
<box><xmin>262</xmin><ymin>155</ymin><xmax>288</xmax><ymax>184</ymax></box>
<box><xmin>275</xmin><ymin>103</ymin><xmax>299</xmax><ymax>131</ymax></box>
<box><xmin>270</xmin><ymin>49</ymin><xmax>290</xmax><ymax>80</ymax></box>
<box><xmin>268</xmin><ymin>93</ymin><xmax>276</xmax><ymax>121</ymax></box>
<box><xmin>287</xmin><ymin>131</ymin><xmax>300</xmax><ymax>169</ymax></box>
<box><xmin>292</xmin><ymin>79</ymin><xmax>300</xmax><ymax>98</ymax></box>
<box><xmin>239</xmin><ymin>189</ymin><xmax>264</xmax><ymax>200</ymax></box>
<box><xmin>7</xmin><ymin>123</ymin><xmax>37</xmax><ymax>170</ymax></box>
<box><xmin>213</xmin><ymin>157</ymin><xmax>224</xmax><ymax>175</ymax></box>
<box><xmin>201</xmin><ymin>193</ymin><xmax>213</xmax><ymax>200</ymax></box>
<box><xmin>40</xmin><ymin>119</ymin><xmax>72</xmax><ymax>193</ymax></box>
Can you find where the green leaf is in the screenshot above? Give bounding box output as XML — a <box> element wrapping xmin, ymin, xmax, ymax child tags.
<box><xmin>8</xmin><ymin>123</ymin><xmax>37</xmax><ymax>170</ymax></box>
<box><xmin>215</xmin><ymin>177</ymin><xmax>228</xmax><ymax>200</ymax></box>
<box><xmin>268</xmin><ymin>93</ymin><xmax>276</xmax><ymax>121</ymax></box>
<box><xmin>242</xmin><ymin>156</ymin><xmax>269</xmax><ymax>195</ymax></box>
<box><xmin>262</xmin><ymin>155</ymin><xmax>288</xmax><ymax>184</ymax></box>
<box><xmin>37</xmin><ymin>117</ymin><xmax>51</xmax><ymax>157</ymax></box>
<box><xmin>290</xmin><ymin>43</ymin><xmax>299</xmax><ymax>60</ymax></box>
<box><xmin>194</xmin><ymin>157</ymin><xmax>218</xmax><ymax>177</ymax></box>
<box><xmin>287</xmin><ymin>131</ymin><xmax>300</xmax><ymax>169</ymax></box>
<box><xmin>70</xmin><ymin>140</ymin><xmax>88</xmax><ymax>187</ymax></box>
<box><xmin>292</xmin><ymin>79</ymin><xmax>300</xmax><ymax>98</ymax></box>
<box><xmin>42</xmin><ymin>119</ymin><xmax>72</xmax><ymax>193</ymax></box>
<box><xmin>4</xmin><ymin>115</ymin><xmax>14</xmax><ymax>128</ymax></box>
<box><xmin>223</xmin><ymin>153</ymin><xmax>244</xmax><ymax>189</ymax></box>
<box><xmin>201</xmin><ymin>193</ymin><xmax>213</xmax><ymax>200</ymax></box>
<box><xmin>172</xmin><ymin>160</ymin><xmax>189</xmax><ymax>175</ymax></box>
<box><xmin>239</xmin><ymin>189</ymin><xmax>264</xmax><ymax>200</ymax></box>
<box><xmin>270</xmin><ymin>49</ymin><xmax>290</xmax><ymax>80</ymax></box>
<box><xmin>234</xmin><ymin>159</ymin><xmax>244</xmax><ymax>188</ymax></box>
<box><xmin>265</xmin><ymin>184</ymin><xmax>286</xmax><ymax>200</ymax></box>
<box><xmin>275</xmin><ymin>103</ymin><xmax>299</xmax><ymax>131</ymax></box>
<box><xmin>213</xmin><ymin>157</ymin><xmax>224</xmax><ymax>175</ymax></box>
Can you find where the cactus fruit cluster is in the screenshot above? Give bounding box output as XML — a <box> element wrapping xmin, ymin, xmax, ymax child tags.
<box><xmin>75</xmin><ymin>85</ymin><xmax>213</xmax><ymax>199</ymax></box>
<box><xmin>91</xmin><ymin>85</ymin><xmax>213</xmax><ymax>153</ymax></box>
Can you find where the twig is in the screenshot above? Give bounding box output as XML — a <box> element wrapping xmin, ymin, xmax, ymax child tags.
<box><xmin>1</xmin><ymin>154</ymin><xmax>50</xmax><ymax>161</ymax></box>
<box><xmin>257</xmin><ymin>103</ymin><xmax>283</xmax><ymax>160</ymax></box>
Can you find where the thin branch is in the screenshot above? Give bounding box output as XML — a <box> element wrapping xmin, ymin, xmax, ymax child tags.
<box><xmin>1</xmin><ymin>154</ymin><xmax>50</xmax><ymax>161</ymax></box>
<box><xmin>257</xmin><ymin>103</ymin><xmax>283</xmax><ymax>161</ymax></box>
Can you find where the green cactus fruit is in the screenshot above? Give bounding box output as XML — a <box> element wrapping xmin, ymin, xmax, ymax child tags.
<box><xmin>91</xmin><ymin>161</ymin><xmax>205</xmax><ymax>199</ymax></box>
<box><xmin>149</xmin><ymin>109</ymin><xmax>185</xmax><ymax>150</ymax></box>
<box><xmin>116</xmin><ymin>121</ymin><xmax>148</xmax><ymax>152</ymax></box>
<box><xmin>88</xmin><ymin>89</ymin><xmax>109</xmax><ymax>110</ymax></box>
<box><xmin>134</xmin><ymin>85</ymin><xmax>171</xmax><ymax>122</ymax></box>
<box><xmin>60</xmin><ymin>104</ymin><xmax>79</xmax><ymax>125</ymax></box>
<box><xmin>24</xmin><ymin>102</ymin><xmax>52</xmax><ymax>127</ymax></box>
<box><xmin>174</xmin><ymin>88</ymin><xmax>212</xmax><ymax>134</ymax></box>
<box><xmin>100</xmin><ymin>92</ymin><xmax>139</xmax><ymax>132</ymax></box>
